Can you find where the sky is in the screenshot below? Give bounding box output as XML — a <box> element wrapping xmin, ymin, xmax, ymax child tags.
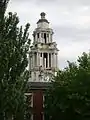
<box><xmin>7</xmin><ymin>0</ymin><xmax>90</xmax><ymax>69</ymax></box>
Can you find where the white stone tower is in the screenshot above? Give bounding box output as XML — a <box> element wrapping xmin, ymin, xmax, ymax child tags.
<box><xmin>29</xmin><ymin>12</ymin><xmax>59</xmax><ymax>82</ymax></box>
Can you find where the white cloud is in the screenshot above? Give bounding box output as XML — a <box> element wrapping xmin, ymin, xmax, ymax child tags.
<box><xmin>6</xmin><ymin>0</ymin><xmax>90</xmax><ymax>68</ymax></box>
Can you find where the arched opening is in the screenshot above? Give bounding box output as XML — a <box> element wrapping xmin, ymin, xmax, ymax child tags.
<box><xmin>44</xmin><ymin>33</ymin><xmax>46</xmax><ymax>43</ymax></box>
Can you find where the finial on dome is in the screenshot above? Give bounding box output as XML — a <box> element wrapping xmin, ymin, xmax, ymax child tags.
<box><xmin>40</xmin><ymin>12</ymin><xmax>46</xmax><ymax>19</ymax></box>
<box><xmin>37</xmin><ymin>12</ymin><xmax>49</xmax><ymax>24</ymax></box>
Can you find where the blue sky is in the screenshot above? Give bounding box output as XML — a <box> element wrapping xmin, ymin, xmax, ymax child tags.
<box><xmin>7</xmin><ymin>0</ymin><xmax>90</xmax><ymax>68</ymax></box>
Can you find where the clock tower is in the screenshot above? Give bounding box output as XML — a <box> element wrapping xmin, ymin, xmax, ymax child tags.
<box><xmin>27</xmin><ymin>12</ymin><xmax>59</xmax><ymax>120</ymax></box>
<box><xmin>29</xmin><ymin>12</ymin><xmax>59</xmax><ymax>82</ymax></box>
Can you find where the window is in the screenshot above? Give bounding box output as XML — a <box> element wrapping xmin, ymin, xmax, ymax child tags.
<box><xmin>40</xmin><ymin>53</ymin><xmax>42</xmax><ymax>57</ymax></box>
<box><xmin>49</xmin><ymin>53</ymin><xmax>51</xmax><ymax>68</ymax></box>
<box><xmin>44</xmin><ymin>33</ymin><xmax>46</xmax><ymax>43</ymax></box>
<box><xmin>33</xmin><ymin>34</ymin><xmax>35</xmax><ymax>40</ymax></box>
<box><xmin>24</xmin><ymin>93</ymin><xmax>33</xmax><ymax>120</ymax></box>
<box><xmin>35</xmin><ymin>44</ymin><xmax>37</xmax><ymax>47</ymax></box>
<box><xmin>37</xmin><ymin>33</ymin><xmax>39</xmax><ymax>38</ymax></box>
<box><xmin>25</xmin><ymin>93</ymin><xmax>33</xmax><ymax>107</ymax></box>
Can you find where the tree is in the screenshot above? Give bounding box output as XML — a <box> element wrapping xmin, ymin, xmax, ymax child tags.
<box><xmin>45</xmin><ymin>52</ymin><xmax>90</xmax><ymax>120</ymax></box>
<box><xmin>0</xmin><ymin>0</ymin><xmax>9</xmax><ymax>21</ymax></box>
<box><xmin>0</xmin><ymin>2</ymin><xmax>31</xmax><ymax>120</ymax></box>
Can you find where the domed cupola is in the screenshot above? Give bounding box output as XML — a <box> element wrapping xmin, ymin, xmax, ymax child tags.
<box><xmin>37</xmin><ymin>12</ymin><xmax>49</xmax><ymax>28</ymax></box>
<box><xmin>37</xmin><ymin>12</ymin><xmax>49</xmax><ymax>24</ymax></box>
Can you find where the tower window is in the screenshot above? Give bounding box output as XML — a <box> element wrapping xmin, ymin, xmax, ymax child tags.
<box><xmin>49</xmin><ymin>53</ymin><xmax>51</xmax><ymax>67</ymax></box>
<box><xmin>44</xmin><ymin>33</ymin><xmax>46</xmax><ymax>43</ymax></box>
<box><xmin>24</xmin><ymin>93</ymin><xmax>33</xmax><ymax>120</ymax></box>
<box><xmin>33</xmin><ymin>34</ymin><xmax>35</xmax><ymax>40</ymax></box>
<box><xmin>35</xmin><ymin>44</ymin><xmax>37</xmax><ymax>47</ymax></box>
<box><xmin>41</xmin><ymin>53</ymin><xmax>42</xmax><ymax>57</ymax></box>
<box><xmin>37</xmin><ymin>33</ymin><xmax>39</xmax><ymax>38</ymax></box>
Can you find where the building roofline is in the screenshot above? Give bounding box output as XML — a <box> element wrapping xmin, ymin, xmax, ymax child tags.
<box><xmin>27</xmin><ymin>82</ymin><xmax>51</xmax><ymax>90</ymax></box>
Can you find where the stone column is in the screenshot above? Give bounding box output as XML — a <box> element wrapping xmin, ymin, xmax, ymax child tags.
<box><xmin>54</xmin><ymin>53</ymin><xmax>56</xmax><ymax>68</ymax></box>
<box><xmin>29</xmin><ymin>54</ymin><xmax>31</xmax><ymax>70</ymax></box>
<box><xmin>34</xmin><ymin>54</ymin><xmax>35</xmax><ymax>68</ymax></box>
<box><xmin>35</xmin><ymin>33</ymin><xmax>37</xmax><ymax>42</ymax></box>
<box><xmin>51</xmin><ymin>53</ymin><xmax>53</xmax><ymax>67</ymax></box>
<box><xmin>56</xmin><ymin>53</ymin><xmax>58</xmax><ymax>68</ymax></box>
<box><xmin>34</xmin><ymin>72</ymin><xmax>36</xmax><ymax>81</ymax></box>
<box><xmin>45</xmin><ymin>58</ymin><xmax>46</xmax><ymax>68</ymax></box>
<box><xmin>52</xmin><ymin>53</ymin><xmax>54</xmax><ymax>67</ymax></box>
<box><xmin>42</xmin><ymin>53</ymin><xmax>43</xmax><ymax>67</ymax></box>
<box><xmin>40</xmin><ymin>53</ymin><xmax>42</xmax><ymax>66</ymax></box>
<box><xmin>49</xmin><ymin>33</ymin><xmax>51</xmax><ymax>43</ymax></box>
<box><xmin>41</xmin><ymin>33</ymin><xmax>44</xmax><ymax>43</ymax></box>
<box><xmin>47</xmin><ymin>34</ymin><xmax>48</xmax><ymax>43</ymax></box>
<box><xmin>31</xmin><ymin>55</ymin><xmax>33</xmax><ymax>68</ymax></box>
<box><xmin>53</xmin><ymin>53</ymin><xmax>56</xmax><ymax>68</ymax></box>
<box><xmin>39</xmin><ymin>33</ymin><xmax>41</xmax><ymax>42</ymax></box>
<box><xmin>36</xmin><ymin>71</ymin><xmax>39</xmax><ymax>82</ymax></box>
<box><xmin>37</xmin><ymin>52</ymin><xmax>38</xmax><ymax>66</ymax></box>
<box><xmin>48</xmin><ymin>53</ymin><xmax>49</xmax><ymax>68</ymax></box>
<box><xmin>47</xmin><ymin>33</ymin><xmax>49</xmax><ymax>43</ymax></box>
<box><xmin>31</xmin><ymin>72</ymin><xmax>34</xmax><ymax>81</ymax></box>
<box><xmin>38</xmin><ymin>52</ymin><xmax>40</xmax><ymax>66</ymax></box>
<box><xmin>32</xmin><ymin>54</ymin><xmax>33</xmax><ymax>68</ymax></box>
<box><xmin>51</xmin><ymin>53</ymin><xmax>52</xmax><ymax>68</ymax></box>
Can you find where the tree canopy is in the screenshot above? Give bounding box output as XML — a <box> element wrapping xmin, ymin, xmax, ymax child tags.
<box><xmin>0</xmin><ymin>1</ymin><xmax>31</xmax><ymax>120</ymax></box>
<box><xmin>45</xmin><ymin>52</ymin><xmax>90</xmax><ymax>120</ymax></box>
<box><xmin>0</xmin><ymin>0</ymin><xmax>9</xmax><ymax>20</ymax></box>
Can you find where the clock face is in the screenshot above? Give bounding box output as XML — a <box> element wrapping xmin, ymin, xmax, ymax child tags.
<box><xmin>39</xmin><ymin>71</ymin><xmax>53</xmax><ymax>82</ymax></box>
<box><xmin>44</xmin><ymin>75</ymin><xmax>49</xmax><ymax>81</ymax></box>
<box><xmin>43</xmin><ymin>72</ymin><xmax>52</xmax><ymax>82</ymax></box>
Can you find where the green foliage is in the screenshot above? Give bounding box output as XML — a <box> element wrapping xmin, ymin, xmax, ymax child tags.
<box><xmin>0</xmin><ymin>0</ymin><xmax>9</xmax><ymax>20</ymax></box>
<box><xmin>45</xmin><ymin>52</ymin><xmax>90</xmax><ymax>120</ymax></box>
<box><xmin>0</xmin><ymin>8</ymin><xmax>31</xmax><ymax>120</ymax></box>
